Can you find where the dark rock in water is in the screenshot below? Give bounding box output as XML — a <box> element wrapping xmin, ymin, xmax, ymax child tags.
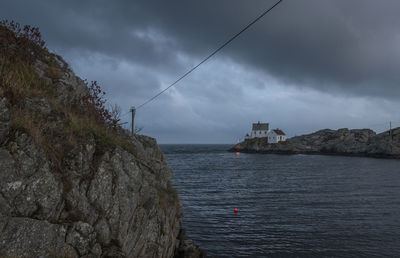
<box><xmin>174</xmin><ymin>229</ymin><xmax>206</xmax><ymax>258</ymax></box>
<box><xmin>230</xmin><ymin>128</ymin><xmax>400</xmax><ymax>159</ymax></box>
<box><xmin>0</xmin><ymin>24</ymin><xmax>204</xmax><ymax>257</ymax></box>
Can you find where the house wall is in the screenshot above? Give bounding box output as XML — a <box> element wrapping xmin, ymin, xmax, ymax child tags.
<box><xmin>267</xmin><ymin>131</ymin><xmax>287</xmax><ymax>143</ymax></box>
<box><xmin>267</xmin><ymin>131</ymin><xmax>278</xmax><ymax>143</ymax></box>
<box><xmin>251</xmin><ymin>130</ymin><xmax>268</xmax><ymax>138</ymax></box>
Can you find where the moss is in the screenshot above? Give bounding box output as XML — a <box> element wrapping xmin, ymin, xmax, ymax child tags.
<box><xmin>155</xmin><ymin>183</ymin><xmax>180</xmax><ymax>215</ymax></box>
<box><xmin>156</xmin><ymin>186</ymin><xmax>169</xmax><ymax>213</ymax></box>
<box><xmin>166</xmin><ymin>182</ymin><xmax>178</xmax><ymax>199</ymax></box>
<box><xmin>9</xmin><ymin>108</ymin><xmax>25</xmax><ymax>129</ymax></box>
<box><xmin>116</xmin><ymin>137</ymin><xmax>137</xmax><ymax>156</ymax></box>
<box><xmin>63</xmin><ymin>113</ymin><xmax>108</xmax><ymax>149</ymax></box>
<box><xmin>40</xmin><ymin>182</ymin><xmax>50</xmax><ymax>192</ymax></box>
<box><xmin>91</xmin><ymin>127</ymin><xmax>116</xmax><ymax>150</ymax></box>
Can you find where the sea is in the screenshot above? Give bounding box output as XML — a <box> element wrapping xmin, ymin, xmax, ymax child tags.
<box><xmin>160</xmin><ymin>144</ymin><xmax>400</xmax><ymax>257</ymax></box>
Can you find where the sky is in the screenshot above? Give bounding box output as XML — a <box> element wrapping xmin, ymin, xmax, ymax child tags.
<box><xmin>1</xmin><ymin>0</ymin><xmax>400</xmax><ymax>143</ymax></box>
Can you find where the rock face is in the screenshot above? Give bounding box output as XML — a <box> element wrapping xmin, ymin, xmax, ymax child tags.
<box><xmin>0</xmin><ymin>130</ymin><xmax>182</xmax><ymax>257</ymax></box>
<box><xmin>231</xmin><ymin>128</ymin><xmax>400</xmax><ymax>159</ymax></box>
<box><xmin>0</xmin><ymin>26</ymin><xmax>203</xmax><ymax>257</ymax></box>
<box><xmin>0</xmin><ymin>97</ymin><xmax>10</xmax><ymax>144</ymax></box>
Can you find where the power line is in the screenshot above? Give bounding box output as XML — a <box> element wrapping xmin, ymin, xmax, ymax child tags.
<box><xmin>368</xmin><ymin>121</ymin><xmax>391</xmax><ymax>127</ymax></box>
<box><xmin>121</xmin><ymin>111</ymin><xmax>131</xmax><ymax>117</ymax></box>
<box><xmin>136</xmin><ymin>0</ymin><xmax>283</xmax><ymax>109</ymax></box>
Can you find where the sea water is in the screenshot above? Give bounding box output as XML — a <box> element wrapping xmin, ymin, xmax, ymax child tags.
<box><xmin>160</xmin><ymin>144</ymin><xmax>400</xmax><ymax>257</ymax></box>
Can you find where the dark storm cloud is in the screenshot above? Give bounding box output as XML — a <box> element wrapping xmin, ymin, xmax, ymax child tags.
<box><xmin>2</xmin><ymin>0</ymin><xmax>400</xmax><ymax>98</ymax></box>
<box><xmin>136</xmin><ymin>0</ymin><xmax>400</xmax><ymax>98</ymax></box>
<box><xmin>2</xmin><ymin>0</ymin><xmax>400</xmax><ymax>143</ymax></box>
<box><xmin>0</xmin><ymin>0</ymin><xmax>184</xmax><ymax>74</ymax></box>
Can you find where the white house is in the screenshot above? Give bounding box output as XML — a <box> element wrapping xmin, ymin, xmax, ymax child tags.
<box><xmin>267</xmin><ymin>129</ymin><xmax>286</xmax><ymax>143</ymax></box>
<box><xmin>248</xmin><ymin>122</ymin><xmax>269</xmax><ymax>139</ymax></box>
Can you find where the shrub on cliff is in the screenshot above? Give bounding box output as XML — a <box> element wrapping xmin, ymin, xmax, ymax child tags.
<box><xmin>0</xmin><ymin>19</ymin><xmax>46</xmax><ymax>62</ymax></box>
<box><xmin>0</xmin><ymin>20</ymin><xmax>130</xmax><ymax>161</ymax></box>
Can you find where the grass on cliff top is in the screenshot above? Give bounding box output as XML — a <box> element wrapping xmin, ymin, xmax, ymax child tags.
<box><xmin>0</xmin><ymin>57</ymin><xmax>55</xmax><ymax>101</ymax></box>
<box><xmin>0</xmin><ymin>22</ymin><xmax>136</xmax><ymax>165</ymax></box>
<box><xmin>4</xmin><ymin>64</ymin><xmax>136</xmax><ymax>160</ymax></box>
<box><xmin>1</xmin><ymin>20</ymin><xmax>182</xmax><ymax>228</ymax></box>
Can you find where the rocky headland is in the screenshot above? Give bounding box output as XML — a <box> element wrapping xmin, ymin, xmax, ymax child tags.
<box><xmin>230</xmin><ymin>128</ymin><xmax>400</xmax><ymax>159</ymax></box>
<box><xmin>0</xmin><ymin>21</ymin><xmax>204</xmax><ymax>257</ymax></box>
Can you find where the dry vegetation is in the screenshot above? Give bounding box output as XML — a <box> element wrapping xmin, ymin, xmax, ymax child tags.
<box><xmin>0</xmin><ymin>20</ymin><xmax>135</xmax><ymax>166</ymax></box>
<box><xmin>156</xmin><ymin>182</ymin><xmax>181</xmax><ymax>219</ymax></box>
<box><xmin>0</xmin><ymin>21</ymin><xmax>183</xmax><ymax>257</ymax></box>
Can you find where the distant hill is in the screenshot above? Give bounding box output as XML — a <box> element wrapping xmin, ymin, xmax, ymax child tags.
<box><xmin>230</xmin><ymin>128</ymin><xmax>400</xmax><ymax>159</ymax></box>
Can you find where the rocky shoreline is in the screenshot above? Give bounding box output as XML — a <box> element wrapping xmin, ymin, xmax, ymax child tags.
<box><xmin>230</xmin><ymin>128</ymin><xmax>400</xmax><ymax>159</ymax></box>
<box><xmin>0</xmin><ymin>22</ymin><xmax>205</xmax><ymax>257</ymax></box>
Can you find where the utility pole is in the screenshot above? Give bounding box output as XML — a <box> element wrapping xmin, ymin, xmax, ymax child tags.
<box><xmin>130</xmin><ymin>107</ymin><xmax>136</xmax><ymax>135</ymax></box>
<box><xmin>389</xmin><ymin>121</ymin><xmax>393</xmax><ymax>152</ymax></box>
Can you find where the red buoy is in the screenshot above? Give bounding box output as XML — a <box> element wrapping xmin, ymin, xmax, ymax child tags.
<box><xmin>234</xmin><ymin>208</ymin><xmax>238</xmax><ymax>213</ymax></box>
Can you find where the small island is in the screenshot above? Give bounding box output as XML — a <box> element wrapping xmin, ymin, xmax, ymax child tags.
<box><xmin>230</xmin><ymin>127</ymin><xmax>400</xmax><ymax>159</ymax></box>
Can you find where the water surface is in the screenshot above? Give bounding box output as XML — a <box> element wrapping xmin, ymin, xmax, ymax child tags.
<box><xmin>160</xmin><ymin>144</ymin><xmax>400</xmax><ymax>257</ymax></box>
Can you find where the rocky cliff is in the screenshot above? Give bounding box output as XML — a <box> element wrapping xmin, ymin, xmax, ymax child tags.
<box><xmin>0</xmin><ymin>21</ymin><xmax>204</xmax><ymax>257</ymax></box>
<box><xmin>231</xmin><ymin>128</ymin><xmax>400</xmax><ymax>159</ymax></box>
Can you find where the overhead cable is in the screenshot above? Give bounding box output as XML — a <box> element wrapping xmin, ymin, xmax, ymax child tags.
<box><xmin>136</xmin><ymin>0</ymin><xmax>283</xmax><ymax>109</ymax></box>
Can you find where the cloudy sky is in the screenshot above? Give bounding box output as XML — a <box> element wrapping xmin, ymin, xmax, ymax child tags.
<box><xmin>2</xmin><ymin>0</ymin><xmax>400</xmax><ymax>143</ymax></box>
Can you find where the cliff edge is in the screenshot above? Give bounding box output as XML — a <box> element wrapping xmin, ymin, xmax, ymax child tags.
<box><xmin>0</xmin><ymin>21</ymin><xmax>204</xmax><ymax>257</ymax></box>
<box><xmin>230</xmin><ymin>128</ymin><xmax>400</xmax><ymax>159</ymax></box>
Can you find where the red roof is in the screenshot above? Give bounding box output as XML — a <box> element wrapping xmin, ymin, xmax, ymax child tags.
<box><xmin>273</xmin><ymin>129</ymin><xmax>286</xmax><ymax>135</ymax></box>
